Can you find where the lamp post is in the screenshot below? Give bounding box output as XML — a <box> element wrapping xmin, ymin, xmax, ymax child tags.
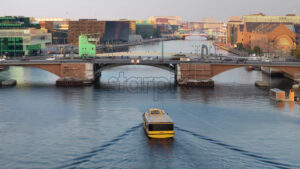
<box><xmin>161</xmin><ymin>39</ymin><xmax>164</xmax><ymax>61</ymax></box>
<box><xmin>193</xmin><ymin>44</ymin><xmax>201</xmax><ymax>56</ymax></box>
<box><xmin>0</xmin><ymin>38</ymin><xmax>2</xmax><ymax>56</ymax></box>
<box><xmin>14</xmin><ymin>37</ymin><xmax>16</xmax><ymax>57</ymax></box>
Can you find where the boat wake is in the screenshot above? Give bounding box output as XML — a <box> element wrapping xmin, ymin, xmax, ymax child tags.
<box><xmin>175</xmin><ymin>126</ymin><xmax>298</xmax><ymax>169</ymax></box>
<box><xmin>54</xmin><ymin>123</ymin><xmax>142</xmax><ymax>169</ymax></box>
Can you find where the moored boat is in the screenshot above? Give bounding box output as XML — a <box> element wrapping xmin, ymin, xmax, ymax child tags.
<box><xmin>0</xmin><ymin>66</ymin><xmax>8</xmax><ymax>72</ymax></box>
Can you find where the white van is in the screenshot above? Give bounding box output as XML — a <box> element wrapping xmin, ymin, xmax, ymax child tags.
<box><xmin>46</xmin><ymin>57</ymin><xmax>55</xmax><ymax>61</ymax></box>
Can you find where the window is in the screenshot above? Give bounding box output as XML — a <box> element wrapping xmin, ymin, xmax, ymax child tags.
<box><xmin>149</xmin><ymin>124</ymin><xmax>174</xmax><ymax>131</ymax></box>
<box><xmin>151</xmin><ymin>110</ymin><xmax>161</xmax><ymax>114</ymax></box>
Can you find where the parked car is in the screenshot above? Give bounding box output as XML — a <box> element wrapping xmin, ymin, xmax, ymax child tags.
<box><xmin>46</xmin><ymin>57</ymin><xmax>55</xmax><ymax>61</ymax></box>
<box><xmin>142</xmin><ymin>57</ymin><xmax>153</xmax><ymax>61</ymax></box>
<box><xmin>263</xmin><ymin>58</ymin><xmax>271</xmax><ymax>62</ymax></box>
<box><xmin>171</xmin><ymin>54</ymin><xmax>186</xmax><ymax>60</ymax></box>
<box><xmin>21</xmin><ymin>57</ymin><xmax>30</xmax><ymax>61</ymax></box>
<box><xmin>222</xmin><ymin>58</ymin><xmax>233</xmax><ymax>62</ymax></box>
<box><xmin>237</xmin><ymin>58</ymin><xmax>248</xmax><ymax>63</ymax></box>
<box><xmin>180</xmin><ymin>57</ymin><xmax>190</xmax><ymax>61</ymax></box>
<box><xmin>0</xmin><ymin>56</ymin><xmax>6</xmax><ymax>62</ymax></box>
<box><xmin>286</xmin><ymin>58</ymin><xmax>300</xmax><ymax>62</ymax></box>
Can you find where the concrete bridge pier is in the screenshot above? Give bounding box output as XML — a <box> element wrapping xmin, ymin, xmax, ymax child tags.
<box><xmin>56</xmin><ymin>63</ymin><xmax>95</xmax><ymax>86</ymax></box>
<box><xmin>176</xmin><ymin>63</ymin><xmax>215</xmax><ymax>87</ymax></box>
<box><xmin>93</xmin><ymin>64</ymin><xmax>102</xmax><ymax>83</ymax></box>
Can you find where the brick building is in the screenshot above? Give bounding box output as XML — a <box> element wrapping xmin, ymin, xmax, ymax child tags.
<box><xmin>227</xmin><ymin>14</ymin><xmax>300</xmax><ymax>56</ymax></box>
<box><xmin>237</xmin><ymin>23</ymin><xmax>296</xmax><ymax>55</ymax></box>
<box><xmin>227</xmin><ymin>16</ymin><xmax>243</xmax><ymax>44</ymax></box>
<box><xmin>68</xmin><ymin>19</ymin><xmax>105</xmax><ymax>45</ymax></box>
<box><xmin>295</xmin><ymin>25</ymin><xmax>300</xmax><ymax>45</ymax></box>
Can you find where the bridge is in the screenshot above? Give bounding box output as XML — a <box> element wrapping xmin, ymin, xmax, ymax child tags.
<box><xmin>1</xmin><ymin>57</ymin><xmax>300</xmax><ymax>86</ymax></box>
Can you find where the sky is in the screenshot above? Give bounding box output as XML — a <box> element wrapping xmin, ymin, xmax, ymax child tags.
<box><xmin>1</xmin><ymin>0</ymin><xmax>300</xmax><ymax>21</ymax></box>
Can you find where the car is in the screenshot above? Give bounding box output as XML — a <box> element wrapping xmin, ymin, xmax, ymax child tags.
<box><xmin>171</xmin><ymin>53</ymin><xmax>186</xmax><ymax>60</ymax></box>
<box><xmin>83</xmin><ymin>58</ymin><xmax>95</xmax><ymax>61</ymax></box>
<box><xmin>0</xmin><ymin>56</ymin><xmax>6</xmax><ymax>62</ymax></box>
<box><xmin>263</xmin><ymin>59</ymin><xmax>271</xmax><ymax>62</ymax></box>
<box><xmin>237</xmin><ymin>58</ymin><xmax>248</xmax><ymax>63</ymax></box>
<box><xmin>21</xmin><ymin>58</ymin><xmax>30</xmax><ymax>61</ymax></box>
<box><xmin>180</xmin><ymin>57</ymin><xmax>190</xmax><ymax>61</ymax></box>
<box><xmin>142</xmin><ymin>57</ymin><xmax>153</xmax><ymax>61</ymax></box>
<box><xmin>286</xmin><ymin>58</ymin><xmax>300</xmax><ymax>62</ymax></box>
<box><xmin>222</xmin><ymin>58</ymin><xmax>233</xmax><ymax>62</ymax></box>
<box><xmin>46</xmin><ymin>57</ymin><xmax>55</xmax><ymax>61</ymax></box>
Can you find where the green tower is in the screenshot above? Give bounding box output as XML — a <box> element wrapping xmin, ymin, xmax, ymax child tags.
<box><xmin>79</xmin><ymin>34</ymin><xmax>99</xmax><ymax>58</ymax></box>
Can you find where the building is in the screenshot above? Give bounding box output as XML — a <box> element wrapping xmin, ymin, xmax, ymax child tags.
<box><xmin>295</xmin><ymin>24</ymin><xmax>300</xmax><ymax>45</ymax></box>
<box><xmin>228</xmin><ymin>14</ymin><xmax>300</xmax><ymax>56</ymax></box>
<box><xmin>242</xmin><ymin>14</ymin><xmax>300</xmax><ymax>24</ymax></box>
<box><xmin>238</xmin><ymin>23</ymin><xmax>296</xmax><ymax>55</ymax></box>
<box><xmin>149</xmin><ymin>16</ymin><xmax>182</xmax><ymax>25</ymax></box>
<box><xmin>79</xmin><ymin>34</ymin><xmax>98</xmax><ymax>58</ymax></box>
<box><xmin>149</xmin><ymin>16</ymin><xmax>182</xmax><ymax>33</ymax></box>
<box><xmin>38</xmin><ymin>18</ymin><xmax>69</xmax><ymax>44</ymax></box>
<box><xmin>188</xmin><ymin>19</ymin><xmax>226</xmax><ymax>38</ymax></box>
<box><xmin>68</xmin><ymin>19</ymin><xmax>105</xmax><ymax>45</ymax></box>
<box><xmin>227</xmin><ymin>16</ymin><xmax>243</xmax><ymax>44</ymax></box>
<box><xmin>35</xmin><ymin>18</ymin><xmax>69</xmax><ymax>30</ymax></box>
<box><xmin>102</xmin><ymin>20</ymin><xmax>136</xmax><ymax>43</ymax></box>
<box><xmin>68</xmin><ymin>19</ymin><xmax>136</xmax><ymax>45</ymax></box>
<box><xmin>136</xmin><ymin>23</ymin><xmax>154</xmax><ymax>39</ymax></box>
<box><xmin>0</xmin><ymin>16</ymin><xmax>51</xmax><ymax>57</ymax></box>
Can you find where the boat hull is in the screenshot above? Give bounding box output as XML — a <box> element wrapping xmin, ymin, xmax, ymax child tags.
<box><xmin>143</xmin><ymin>123</ymin><xmax>174</xmax><ymax>139</ymax></box>
<box><xmin>0</xmin><ymin>66</ymin><xmax>9</xmax><ymax>72</ymax></box>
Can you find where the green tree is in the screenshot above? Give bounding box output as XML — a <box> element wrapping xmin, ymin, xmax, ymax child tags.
<box><xmin>291</xmin><ymin>45</ymin><xmax>300</xmax><ymax>59</ymax></box>
<box><xmin>237</xmin><ymin>43</ymin><xmax>244</xmax><ymax>50</ymax></box>
<box><xmin>153</xmin><ymin>28</ymin><xmax>161</xmax><ymax>38</ymax></box>
<box><xmin>253</xmin><ymin>46</ymin><xmax>262</xmax><ymax>55</ymax></box>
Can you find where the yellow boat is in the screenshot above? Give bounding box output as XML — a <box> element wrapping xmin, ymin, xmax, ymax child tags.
<box><xmin>143</xmin><ymin>108</ymin><xmax>174</xmax><ymax>139</ymax></box>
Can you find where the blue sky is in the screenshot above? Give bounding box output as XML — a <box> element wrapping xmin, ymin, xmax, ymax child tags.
<box><xmin>1</xmin><ymin>0</ymin><xmax>300</xmax><ymax>21</ymax></box>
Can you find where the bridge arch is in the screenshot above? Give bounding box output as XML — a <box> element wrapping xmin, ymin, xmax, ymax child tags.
<box><xmin>211</xmin><ymin>65</ymin><xmax>245</xmax><ymax>78</ymax></box>
<box><xmin>211</xmin><ymin>64</ymin><xmax>300</xmax><ymax>80</ymax></box>
<box><xmin>27</xmin><ymin>65</ymin><xmax>62</xmax><ymax>77</ymax></box>
<box><xmin>5</xmin><ymin>63</ymin><xmax>94</xmax><ymax>80</ymax></box>
<box><xmin>5</xmin><ymin>64</ymin><xmax>62</xmax><ymax>77</ymax></box>
<box><xmin>94</xmin><ymin>64</ymin><xmax>176</xmax><ymax>76</ymax></box>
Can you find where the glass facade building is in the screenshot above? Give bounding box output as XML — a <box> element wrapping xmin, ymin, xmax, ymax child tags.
<box><xmin>0</xmin><ymin>16</ymin><xmax>51</xmax><ymax>57</ymax></box>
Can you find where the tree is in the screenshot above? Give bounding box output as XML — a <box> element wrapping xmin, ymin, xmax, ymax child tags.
<box><xmin>153</xmin><ymin>28</ymin><xmax>161</xmax><ymax>38</ymax></box>
<box><xmin>230</xmin><ymin>36</ymin><xmax>234</xmax><ymax>44</ymax></box>
<box><xmin>237</xmin><ymin>43</ymin><xmax>244</xmax><ymax>50</ymax></box>
<box><xmin>253</xmin><ymin>46</ymin><xmax>262</xmax><ymax>55</ymax></box>
<box><xmin>291</xmin><ymin>45</ymin><xmax>300</xmax><ymax>59</ymax></box>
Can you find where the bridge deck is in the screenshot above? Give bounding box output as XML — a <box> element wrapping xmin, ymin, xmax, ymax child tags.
<box><xmin>1</xmin><ymin>58</ymin><xmax>300</xmax><ymax>67</ymax></box>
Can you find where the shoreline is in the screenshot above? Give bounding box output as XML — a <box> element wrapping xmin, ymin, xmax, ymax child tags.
<box><xmin>214</xmin><ymin>43</ymin><xmax>248</xmax><ymax>56</ymax></box>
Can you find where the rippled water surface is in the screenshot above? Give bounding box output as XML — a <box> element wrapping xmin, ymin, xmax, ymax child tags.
<box><xmin>0</xmin><ymin>37</ymin><xmax>300</xmax><ymax>169</ymax></box>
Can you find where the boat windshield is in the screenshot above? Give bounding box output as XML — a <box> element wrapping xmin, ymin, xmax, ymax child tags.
<box><xmin>149</xmin><ymin>124</ymin><xmax>173</xmax><ymax>131</ymax></box>
<box><xmin>150</xmin><ymin>110</ymin><xmax>161</xmax><ymax>115</ymax></box>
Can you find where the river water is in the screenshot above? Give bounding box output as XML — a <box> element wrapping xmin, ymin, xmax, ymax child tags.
<box><xmin>0</xmin><ymin>37</ymin><xmax>300</xmax><ymax>169</ymax></box>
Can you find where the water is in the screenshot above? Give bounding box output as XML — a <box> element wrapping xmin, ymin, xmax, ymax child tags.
<box><xmin>0</xmin><ymin>37</ymin><xmax>300</xmax><ymax>169</ymax></box>
<box><xmin>129</xmin><ymin>36</ymin><xmax>225</xmax><ymax>56</ymax></box>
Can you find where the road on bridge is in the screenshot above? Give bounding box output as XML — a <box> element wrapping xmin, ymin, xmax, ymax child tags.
<box><xmin>1</xmin><ymin>57</ymin><xmax>300</xmax><ymax>67</ymax></box>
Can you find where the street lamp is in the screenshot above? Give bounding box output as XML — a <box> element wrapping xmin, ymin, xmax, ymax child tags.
<box><xmin>14</xmin><ymin>37</ymin><xmax>16</xmax><ymax>57</ymax></box>
<box><xmin>0</xmin><ymin>38</ymin><xmax>2</xmax><ymax>56</ymax></box>
<box><xmin>161</xmin><ymin>39</ymin><xmax>164</xmax><ymax>61</ymax></box>
<box><xmin>193</xmin><ymin>44</ymin><xmax>201</xmax><ymax>56</ymax></box>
